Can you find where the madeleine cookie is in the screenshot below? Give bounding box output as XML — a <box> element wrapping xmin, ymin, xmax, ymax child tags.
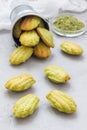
<box><xmin>21</xmin><ymin>16</ymin><xmax>41</xmax><ymax>31</ymax></box>
<box><xmin>13</xmin><ymin>94</ymin><xmax>40</xmax><ymax>118</ymax></box>
<box><xmin>19</xmin><ymin>30</ymin><xmax>40</xmax><ymax>47</ymax></box>
<box><xmin>44</xmin><ymin>65</ymin><xmax>70</xmax><ymax>83</ymax></box>
<box><xmin>34</xmin><ymin>41</ymin><xmax>51</xmax><ymax>58</ymax></box>
<box><xmin>13</xmin><ymin>19</ymin><xmax>22</xmax><ymax>38</ymax></box>
<box><xmin>5</xmin><ymin>73</ymin><xmax>36</xmax><ymax>91</ymax></box>
<box><xmin>9</xmin><ymin>46</ymin><xmax>33</xmax><ymax>65</ymax></box>
<box><xmin>46</xmin><ymin>90</ymin><xmax>77</xmax><ymax>114</ymax></box>
<box><xmin>60</xmin><ymin>41</ymin><xmax>83</xmax><ymax>55</ymax></box>
<box><xmin>38</xmin><ymin>19</ymin><xmax>45</xmax><ymax>28</ymax></box>
<box><xmin>37</xmin><ymin>27</ymin><xmax>54</xmax><ymax>48</ymax></box>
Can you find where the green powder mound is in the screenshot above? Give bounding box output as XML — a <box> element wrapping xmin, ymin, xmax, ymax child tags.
<box><xmin>53</xmin><ymin>15</ymin><xmax>85</xmax><ymax>31</ymax></box>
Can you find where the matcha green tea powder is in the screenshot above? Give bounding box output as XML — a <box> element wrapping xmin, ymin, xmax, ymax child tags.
<box><xmin>53</xmin><ymin>15</ymin><xmax>85</xmax><ymax>31</ymax></box>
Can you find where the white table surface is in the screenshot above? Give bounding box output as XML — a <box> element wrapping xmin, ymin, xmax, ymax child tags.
<box><xmin>0</xmin><ymin>12</ymin><xmax>87</xmax><ymax>130</ymax></box>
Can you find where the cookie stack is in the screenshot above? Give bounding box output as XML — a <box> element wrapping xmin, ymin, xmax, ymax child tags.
<box><xmin>10</xmin><ymin>16</ymin><xmax>54</xmax><ymax>65</ymax></box>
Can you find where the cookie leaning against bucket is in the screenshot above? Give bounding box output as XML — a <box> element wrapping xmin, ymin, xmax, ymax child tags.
<box><xmin>21</xmin><ymin>16</ymin><xmax>41</xmax><ymax>31</ymax></box>
<box><xmin>37</xmin><ymin>27</ymin><xmax>54</xmax><ymax>48</ymax></box>
<box><xmin>9</xmin><ymin>46</ymin><xmax>33</xmax><ymax>65</ymax></box>
<box><xmin>34</xmin><ymin>41</ymin><xmax>51</xmax><ymax>58</ymax></box>
<box><xmin>19</xmin><ymin>30</ymin><xmax>40</xmax><ymax>47</ymax></box>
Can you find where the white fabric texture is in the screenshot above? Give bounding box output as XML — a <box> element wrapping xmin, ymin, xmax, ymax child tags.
<box><xmin>0</xmin><ymin>0</ymin><xmax>87</xmax><ymax>30</ymax></box>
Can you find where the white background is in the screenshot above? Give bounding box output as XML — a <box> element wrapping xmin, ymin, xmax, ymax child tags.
<box><xmin>0</xmin><ymin>9</ymin><xmax>87</xmax><ymax>130</ymax></box>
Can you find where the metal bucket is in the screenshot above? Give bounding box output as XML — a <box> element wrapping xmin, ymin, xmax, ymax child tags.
<box><xmin>10</xmin><ymin>5</ymin><xmax>50</xmax><ymax>46</ymax></box>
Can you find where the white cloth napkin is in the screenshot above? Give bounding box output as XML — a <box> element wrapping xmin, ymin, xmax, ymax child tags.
<box><xmin>0</xmin><ymin>0</ymin><xmax>87</xmax><ymax>30</ymax></box>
